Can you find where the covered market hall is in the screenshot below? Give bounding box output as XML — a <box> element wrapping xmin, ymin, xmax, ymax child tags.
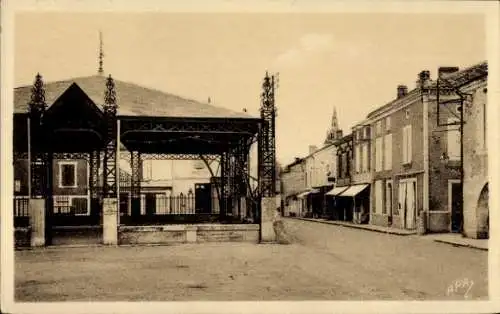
<box><xmin>13</xmin><ymin>73</ymin><xmax>278</xmax><ymax>247</ymax></box>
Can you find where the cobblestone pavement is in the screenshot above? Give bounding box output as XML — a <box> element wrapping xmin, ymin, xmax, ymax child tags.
<box><xmin>15</xmin><ymin>218</ymin><xmax>487</xmax><ymax>301</ymax></box>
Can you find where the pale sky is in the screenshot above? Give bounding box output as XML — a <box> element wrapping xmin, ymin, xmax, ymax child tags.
<box><xmin>14</xmin><ymin>12</ymin><xmax>486</xmax><ymax>166</ymax></box>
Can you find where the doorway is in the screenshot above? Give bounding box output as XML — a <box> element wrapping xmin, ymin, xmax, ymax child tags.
<box><xmin>399</xmin><ymin>178</ymin><xmax>417</xmax><ymax>230</ymax></box>
<box><xmin>449</xmin><ymin>180</ymin><xmax>463</xmax><ymax>233</ymax></box>
<box><xmin>119</xmin><ymin>192</ymin><xmax>130</xmax><ymax>216</ymax></box>
<box><xmin>144</xmin><ymin>193</ymin><xmax>156</xmax><ymax>215</ymax></box>
<box><xmin>195</xmin><ymin>183</ymin><xmax>212</xmax><ymax>214</ymax></box>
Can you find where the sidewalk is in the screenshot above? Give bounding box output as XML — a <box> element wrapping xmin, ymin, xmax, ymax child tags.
<box><xmin>291</xmin><ymin>217</ymin><xmax>488</xmax><ymax>251</ymax></box>
<box><xmin>421</xmin><ymin>233</ymin><xmax>488</xmax><ymax>251</ymax></box>
<box><xmin>292</xmin><ymin>217</ymin><xmax>417</xmax><ymax>236</ymax></box>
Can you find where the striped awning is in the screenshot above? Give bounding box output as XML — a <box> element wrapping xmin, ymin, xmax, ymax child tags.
<box><xmin>325</xmin><ymin>186</ymin><xmax>349</xmax><ymax>196</ymax></box>
<box><xmin>339</xmin><ymin>184</ymin><xmax>369</xmax><ymax>197</ymax></box>
<box><xmin>297</xmin><ymin>189</ymin><xmax>320</xmax><ymax>198</ymax></box>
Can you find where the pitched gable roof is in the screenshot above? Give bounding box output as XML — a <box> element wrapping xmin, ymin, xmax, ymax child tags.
<box><xmin>365</xmin><ymin>61</ymin><xmax>488</xmax><ymax>120</ymax></box>
<box><xmin>14</xmin><ymin>75</ymin><xmax>256</xmax><ymax>119</ymax></box>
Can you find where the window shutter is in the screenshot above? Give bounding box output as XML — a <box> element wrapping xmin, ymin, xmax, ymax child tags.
<box><xmin>447</xmin><ymin>118</ymin><xmax>460</xmax><ymax>160</ymax></box>
<box><xmin>402</xmin><ymin>127</ymin><xmax>407</xmax><ymax>164</ymax></box>
<box><xmin>376</xmin><ymin>137</ymin><xmax>383</xmax><ymax>172</ymax></box>
<box><xmin>384</xmin><ymin>134</ymin><xmax>392</xmax><ymax>170</ymax></box>
<box><xmin>407</xmin><ymin>125</ymin><xmax>412</xmax><ymax>163</ymax></box>
<box><xmin>362</xmin><ymin>144</ymin><xmax>368</xmax><ymax>172</ymax></box>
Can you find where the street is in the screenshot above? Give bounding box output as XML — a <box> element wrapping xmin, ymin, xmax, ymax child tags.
<box><xmin>15</xmin><ymin>218</ymin><xmax>487</xmax><ymax>301</ymax></box>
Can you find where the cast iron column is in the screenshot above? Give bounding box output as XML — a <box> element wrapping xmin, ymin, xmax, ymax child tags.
<box><xmin>28</xmin><ymin>73</ymin><xmax>48</xmax><ymax>199</ymax></box>
<box><xmin>89</xmin><ymin>150</ymin><xmax>101</xmax><ymax>220</ymax></box>
<box><xmin>130</xmin><ymin>150</ymin><xmax>142</xmax><ymax>217</ymax></box>
<box><xmin>28</xmin><ymin>73</ymin><xmax>49</xmax><ymax>246</ymax></box>
<box><xmin>102</xmin><ymin>75</ymin><xmax>118</xmax><ymax>199</ymax></box>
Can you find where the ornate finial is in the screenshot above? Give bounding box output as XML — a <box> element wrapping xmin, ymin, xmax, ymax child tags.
<box><xmin>104</xmin><ymin>74</ymin><xmax>117</xmax><ymax>112</ymax></box>
<box><xmin>29</xmin><ymin>73</ymin><xmax>47</xmax><ymax>114</ymax></box>
<box><xmin>331</xmin><ymin>106</ymin><xmax>338</xmax><ymax>129</ymax></box>
<box><xmin>98</xmin><ymin>31</ymin><xmax>104</xmax><ymax>76</ymax></box>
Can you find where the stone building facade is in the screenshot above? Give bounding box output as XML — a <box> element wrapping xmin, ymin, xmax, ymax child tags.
<box><xmin>363</xmin><ymin>62</ymin><xmax>487</xmax><ymax>235</ymax></box>
<box><xmin>330</xmin><ymin>133</ymin><xmax>353</xmax><ymax>220</ymax></box>
<box><xmin>461</xmin><ymin>67</ymin><xmax>488</xmax><ymax>239</ymax></box>
<box><xmin>284</xmin><ymin>107</ymin><xmax>342</xmax><ymax>217</ymax></box>
<box><xmin>281</xmin><ymin>157</ymin><xmax>306</xmax><ymax>216</ymax></box>
<box><xmin>366</xmin><ymin>80</ymin><xmax>428</xmax><ymax>230</ymax></box>
<box><xmin>349</xmin><ymin>122</ymin><xmax>372</xmax><ymax>224</ymax></box>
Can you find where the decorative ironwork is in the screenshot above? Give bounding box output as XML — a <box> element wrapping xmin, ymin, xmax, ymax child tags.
<box><xmin>120</xmin><ymin>119</ymin><xmax>258</xmax><ymax>136</ymax></box>
<box><xmin>104</xmin><ymin>75</ymin><xmax>117</xmax><ymax>112</ymax></box>
<box><xmin>29</xmin><ymin>73</ymin><xmax>47</xmax><ymax>115</ymax></box>
<box><xmin>258</xmin><ymin>71</ymin><xmax>277</xmax><ymax>198</ymax></box>
<box><xmin>120</xmin><ymin>152</ymin><xmax>219</xmax><ymax>161</ymax></box>
<box><xmin>130</xmin><ymin>150</ymin><xmax>142</xmax><ymax>217</ymax></box>
<box><xmin>28</xmin><ymin>73</ymin><xmax>48</xmax><ymax>198</ymax></box>
<box><xmin>45</xmin><ymin>151</ymin><xmax>54</xmax><ymax>245</ymax></box>
<box><xmin>89</xmin><ymin>150</ymin><xmax>100</xmax><ymax>199</ymax></box>
<box><xmin>102</xmin><ymin>75</ymin><xmax>118</xmax><ymax>198</ymax></box>
<box><xmin>52</xmin><ymin>152</ymin><xmax>92</xmax><ymax>161</ymax></box>
<box><xmin>98</xmin><ymin>31</ymin><xmax>104</xmax><ymax>76</ymax></box>
<box><xmin>219</xmin><ymin>151</ymin><xmax>231</xmax><ymax>216</ymax></box>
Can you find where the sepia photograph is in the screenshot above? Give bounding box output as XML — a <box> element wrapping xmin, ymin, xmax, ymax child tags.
<box><xmin>1</xmin><ymin>0</ymin><xmax>499</xmax><ymax>313</ymax></box>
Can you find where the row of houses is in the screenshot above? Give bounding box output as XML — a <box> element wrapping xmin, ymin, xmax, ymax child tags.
<box><xmin>280</xmin><ymin>62</ymin><xmax>489</xmax><ymax>239</ymax></box>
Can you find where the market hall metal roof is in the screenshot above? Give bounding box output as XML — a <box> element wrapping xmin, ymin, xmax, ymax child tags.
<box><xmin>14</xmin><ymin>75</ymin><xmax>258</xmax><ymax>120</ymax></box>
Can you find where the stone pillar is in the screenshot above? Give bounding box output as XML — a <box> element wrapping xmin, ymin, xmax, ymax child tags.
<box><xmin>103</xmin><ymin>198</ymin><xmax>118</xmax><ymax>245</ymax></box>
<box><xmin>185</xmin><ymin>225</ymin><xmax>197</xmax><ymax>243</ymax></box>
<box><xmin>260</xmin><ymin>196</ymin><xmax>277</xmax><ymax>242</ymax></box>
<box><xmin>29</xmin><ymin>198</ymin><xmax>46</xmax><ymax>247</ymax></box>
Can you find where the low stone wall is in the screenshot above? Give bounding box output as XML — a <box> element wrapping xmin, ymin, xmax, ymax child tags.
<box><xmin>119</xmin><ymin>224</ymin><xmax>260</xmax><ymax>245</ymax></box>
<box><xmin>197</xmin><ymin>224</ymin><xmax>259</xmax><ymax>243</ymax></box>
<box><xmin>428</xmin><ymin>212</ymin><xmax>450</xmax><ymax>232</ymax></box>
<box><xmin>17</xmin><ymin>224</ymin><xmax>260</xmax><ymax>247</ymax></box>
<box><xmin>51</xmin><ymin>226</ymin><xmax>102</xmax><ymax>246</ymax></box>
<box><xmin>16</xmin><ymin>226</ymin><xmax>103</xmax><ymax>247</ymax></box>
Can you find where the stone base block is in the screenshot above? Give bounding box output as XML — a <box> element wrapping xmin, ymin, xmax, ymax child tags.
<box><xmin>260</xmin><ymin>197</ymin><xmax>277</xmax><ymax>243</ymax></box>
<box><xmin>29</xmin><ymin>198</ymin><xmax>45</xmax><ymax>247</ymax></box>
<box><xmin>186</xmin><ymin>226</ymin><xmax>197</xmax><ymax>243</ymax></box>
<box><xmin>102</xmin><ymin>198</ymin><xmax>118</xmax><ymax>245</ymax></box>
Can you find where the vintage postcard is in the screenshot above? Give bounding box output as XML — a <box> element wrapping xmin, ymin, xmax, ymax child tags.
<box><xmin>1</xmin><ymin>0</ymin><xmax>499</xmax><ymax>313</ymax></box>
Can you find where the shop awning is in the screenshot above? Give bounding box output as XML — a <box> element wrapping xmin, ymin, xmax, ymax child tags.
<box><xmin>297</xmin><ymin>189</ymin><xmax>320</xmax><ymax>198</ymax></box>
<box><xmin>338</xmin><ymin>184</ymin><xmax>369</xmax><ymax>197</ymax></box>
<box><xmin>325</xmin><ymin>186</ymin><xmax>349</xmax><ymax>196</ymax></box>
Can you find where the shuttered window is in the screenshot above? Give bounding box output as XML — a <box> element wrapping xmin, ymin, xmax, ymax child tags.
<box><xmin>402</xmin><ymin>125</ymin><xmax>412</xmax><ymax>164</ymax></box>
<box><xmin>384</xmin><ymin>134</ymin><xmax>392</xmax><ymax>170</ymax></box>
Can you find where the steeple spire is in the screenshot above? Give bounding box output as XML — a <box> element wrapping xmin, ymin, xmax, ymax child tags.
<box><xmin>98</xmin><ymin>31</ymin><xmax>104</xmax><ymax>76</ymax></box>
<box><xmin>331</xmin><ymin>106</ymin><xmax>338</xmax><ymax>130</ymax></box>
<box><xmin>324</xmin><ymin>106</ymin><xmax>341</xmax><ymax>145</ymax></box>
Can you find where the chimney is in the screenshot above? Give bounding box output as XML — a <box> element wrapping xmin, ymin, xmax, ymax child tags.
<box><xmin>438</xmin><ymin>66</ymin><xmax>459</xmax><ymax>79</ymax></box>
<box><xmin>309</xmin><ymin>145</ymin><xmax>318</xmax><ymax>154</ymax></box>
<box><xmin>416</xmin><ymin>70</ymin><xmax>431</xmax><ymax>88</ymax></box>
<box><xmin>397</xmin><ymin>85</ymin><xmax>408</xmax><ymax>99</ymax></box>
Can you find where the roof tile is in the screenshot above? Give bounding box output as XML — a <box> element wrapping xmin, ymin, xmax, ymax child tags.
<box><xmin>14</xmin><ymin>75</ymin><xmax>256</xmax><ymax>119</ymax></box>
